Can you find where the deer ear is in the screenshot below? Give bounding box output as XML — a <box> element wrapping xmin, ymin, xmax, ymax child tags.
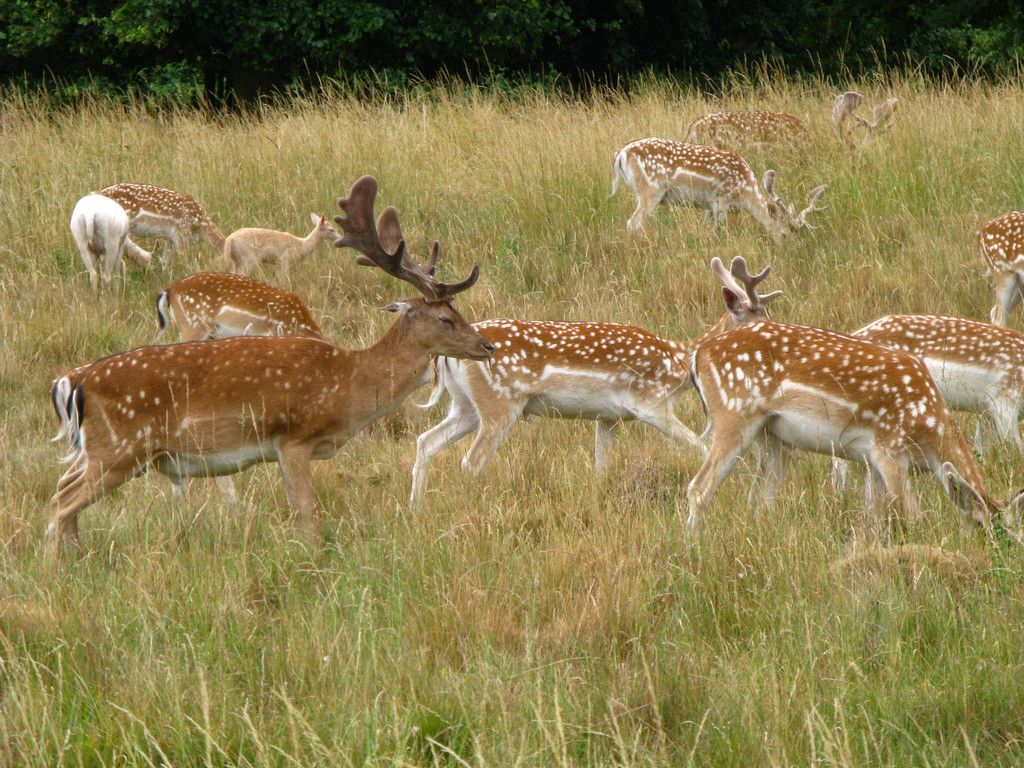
<box><xmin>384</xmin><ymin>301</ymin><xmax>413</xmax><ymax>315</ymax></box>
<box><xmin>943</xmin><ymin>462</ymin><xmax>987</xmax><ymax>516</ymax></box>
<box><xmin>722</xmin><ymin>286</ymin><xmax>745</xmax><ymax>315</ymax></box>
<box><xmin>311</xmin><ymin>212</ymin><xmax>322</xmax><ymax>226</ymax></box>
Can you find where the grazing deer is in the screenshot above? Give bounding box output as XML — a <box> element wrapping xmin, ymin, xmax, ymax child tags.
<box><xmin>686</xmin><ymin>319</ymin><xmax>1024</xmax><ymax>542</ymax></box>
<box><xmin>611</xmin><ymin>138</ymin><xmax>827</xmax><ymax>238</ymax></box>
<box><xmin>70</xmin><ymin>194</ymin><xmax>153</xmax><ymax>290</ymax></box>
<box><xmin>849</xmin><ymin>315</ymin><xmax>1024</xmax><ymax>447</ymax></box>
<box><xmin>684</xmin><ymin>110</ymin><xmax>807</xmax><ymax>149</ymax></box>
<box><xmin>979</xmin><ymin>211</ymin><xmax>1024</xmax><ymax>326</ymax></box>
<box><xmin>46</xmin><ymin>176</ymin><xmax>492</xmax><ymax>555</ymax></box>
<box><xmin>156</xmin><ymin>272</ymin><xmax>324</xmax><ymax>342</ymax></box>
<box><xmin>225</xmin><ymin>214</ymin><xmax>340</xmax><ymax>276</ymax></box>
<box><xmin>96</xmin><ymin>182</ymin><xmax>226</xmax><ymax>263</ymax></box>
<box><xmin>409</xmin><ymin>256</ymin><xmax>779</xmax><ymax>508</ymax></box>
<box><xmin>831</xmin><ymin>91</ymin><xmax>898</xmax><ymax>148</ymax></box>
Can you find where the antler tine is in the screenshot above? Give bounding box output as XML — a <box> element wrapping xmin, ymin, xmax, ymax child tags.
<box><xmin>333</xmin><ymin>176</ymin><xmax>480</xmax><ymax>302</ymax></box>
<box><xmin>796</xmin><ymin>185</ymin><xmax>829</xmax><ymax>228</ymax></box>
<box><xmin>711</xmin><ymin>256</ymin><xmax>747</xmax><ymax>298</ymax></box>
<box><xmin>730</xmin><ymin>256</ymin><xmax>783</xmax><ymax>307</ymax></box>
<box><xmin>831</xmin><ymin>91</ymin><xmax>864</xmax><ymax>128</ymax></box>
<box><xmin>762</xmin><ymin>169</ymin><xmax>778</xmax><ymax>200</ymax></box>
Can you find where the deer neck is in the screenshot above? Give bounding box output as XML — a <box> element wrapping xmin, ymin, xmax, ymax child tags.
<box><xmin>204</xmin><ymin>221</ymin><xmax>226</xmax><ymax>250</ymax></box>
<box><xmin>349</xmin><ymin>316</ymin><xmax>434</xmax><ymax>411</ymax></box>
<box><xmin>300</xmin><ymin>228</ymin><xmax>323</xmax><ymax>253</ymax></box>
<box><xmin>937</xmin><ymin>430</ymin><xmax>996</xmax><ymax>505</ymax></box>
<box><xmin>685</xmin><ymin>312</ymin><xmax>740</xmax><ymax>351</ymax></box>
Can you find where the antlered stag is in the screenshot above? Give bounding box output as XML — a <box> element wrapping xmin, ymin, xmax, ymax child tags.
<box><xmin>611</xmin><ymin>138</ymin><xmax>826</xmax><ymax>238</ymax></box>
<box><xmin>686</xmin><ymin>319</ymin><xmax>1024</xmax><ymax>541</ymax></box>
<box><xmin>409</xmin><ymin>256</ymin><xmax>779</xmax><ymax>508</ymax></box>
<box><xmin>46</xmin><ymin>176</ymin><xmax>492</xmax><ymax>554</ymax></box>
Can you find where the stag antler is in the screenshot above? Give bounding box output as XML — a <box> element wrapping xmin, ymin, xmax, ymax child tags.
<box><xmin>794</xmin><ymin>185</ymin><xmax>828</xmax><ymax>229</ymax></box>
<box><xmin>334</xmin><ymin>176</ymin><xmax>478</xmax><ymax>301</ymax></box>
<box><xmin>711</xmin><ymin>256</ymin><xmax>782</xmax><ymax>309</ymax></box>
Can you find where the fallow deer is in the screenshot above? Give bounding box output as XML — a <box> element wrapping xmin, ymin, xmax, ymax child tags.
<box><xmin>225</xmin><ymin>214</ymin><xmax>340</xmax><ymax>276</ymax></box>
<box><xmin>96</xmin><ymin>182</ymin><xmax>226</xmax><ymax>263</ymax></box>
<box><xmin>979</xmin><ymin>211</ymin><xmax>1024</xmax><ymax>326</ymax></box>
<box><xmin>70</xmin><ymin>194</ymin><xmax>153</xmax><ymax>290</ymax></box>
<box><xmin>46</xmin><ymin>176</ymin><xmax>492</xmax><ymax>555</ymax></box>
<box><xmin>409</xmin><ymin>256</ymin><xmax>779</xmax><ymax>508</ymax></box>
<box><xmin>611</xmin><ymin>138</ymin><xmax>827</xmax><ymax>239</ymax></box>
<box><xmin>831</xmin><ymin>91</ymin><xmax>898</xmax><ymax>149</ymax></box>
<box><xmin>684</xmin><ymin>110</ymin><xmax>807</xmax><ymax>149</ymax></box>
<box><xmin>686</xmin><ymin>319</ymin><xmax>1024</xmax><ymax>542</ymax></box>
<box><xmin>156</xmin><ymin>272</ymin><xmax>323</xmax><ymax>342</ymax></box>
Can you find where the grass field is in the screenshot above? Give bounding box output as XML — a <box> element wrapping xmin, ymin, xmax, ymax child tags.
<box><xmin>3</xmin><ymin>73</ymin><xmax>1024</xmax><ymax>766</ymax></box>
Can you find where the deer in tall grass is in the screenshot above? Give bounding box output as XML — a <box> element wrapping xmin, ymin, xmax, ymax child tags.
<box><xmin>409</xmin><ymin>256</ymin><xmax>779</xmax><ymax>508</ymax></box>
<box><xmin>684</xmin><ymin>110</ymin><xmax>807</xmax><ymax>150</ymax></box>
<box><xmin>46</xmin><ymin>176</ymin><xmax>492</xmax><ymax>555</ymax></box>
<box><xmin>831</xmin><ymin>91</ymin><xmax>898</xmax><ymax>149</ymax></box>
<box><xmin>979</xmin><ymin>211</ymin><xmax>1024</xmax><ymax>326</ymax></box>
<box><xmin>96</xmin><ymin>182</ymin><xmax>226</xmax><ymax>263</ymax></box>
<box><xmin>70</xmin><ymin>194</ymin><xmax>153</xmax><ymax>290</ymax></box>
<box><xmin>611</xmin><ymin>138</ymin><xmax>826</xmax><ymax>239</ymax></box>
<box><xmin>225</xmin><ymin>214</ymin><xmax>340</xmax><ymax>276</ymax></box>
<box><xmin>686</xmin><ymin>318</ymin><xmax>1024</xmax><ymax>543</ymax></box>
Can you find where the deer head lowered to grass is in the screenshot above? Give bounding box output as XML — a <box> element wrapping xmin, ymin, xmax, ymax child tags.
<box><xmin>46</xmin><ymin>176</ymin><xmax>493</xmax><ymax>556</ymax></box>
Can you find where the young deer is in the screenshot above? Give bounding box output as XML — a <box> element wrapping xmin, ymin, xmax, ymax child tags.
<box><xmin>156</xmin><ymin>272</ymin><xmax>323</xmax><ymax>342</ymax></box>
<box><xmin>686</xmin><ymin>319</ymin><xmax>1024</xmax><ymax>541</ymax></box>
<box><xmin>409</xmin><ymin>256</ymin><xmax>779</xmax><ymax>508</ymax></box>
<box><xmin>979</xmin><ymin>211</ymin><xmax>1024</xmax><ymax>325</ymax></box>
<box><xmin>831</xmin><ymin>91</ymin><xmax>899</xmax><ymax>149</ymax></box>
<box><xmin>684</xmin><ymin>110</ymin><xmax>807</xmax><ymax>149</ymax></box>
<box><xmin>46</xmin><ymin>176</ymin><xmax>493</xmax><ymax>555</ymax></box>
<box><xmin>225</xmin><ymin>214</ymin><xmax>340</xmax><ymax>276</ymax></box>
<box><xmin>96</xmin><ymin>182</ymin><xmax>226</xmax><ymax>263</ymax></box>
<box><xmin>611</xmin><ymin>138</ymin><xmax>826</xmax><ymax>238</ymax></box>
<box><xmin>70</xmin><ymin>194</ymin><xmax>153</xmax><ymax>290</ymax></box>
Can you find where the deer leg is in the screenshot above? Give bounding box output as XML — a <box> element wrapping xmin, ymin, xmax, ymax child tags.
<box><xmin>627</xmin><ymin>188</ymin><xmax>665</xmax><ymax>232</ymax></box>
<box><xmin>747</xmin><ymin>435</ymin><xmax>788</xmax><ymax>511</ymax></box>
<box><xmin>123</xmin><ymin>237</ymin><xmax>152</xmax><ymax>268</ymax></box>
<box><xmin>829</xmin><ymin>455</ymin><xmax>851</xmax><ymax>496</ymax></box>
<box><xmin>277</xmin><ymin>443</ymin><xmax>319</xmax><ymax>534</ymax></box>
<box><xmin>990</xmin><ymin>272</ymin><xmax>1023</xmax><ymax>326</ymax></box>
<box><xmin>159</xmin><ymin>231</ymin><xmax>181</xmax><ymax>266</ymax></box>
<box><xmin>987</xmin><ymin>392</ymin><xmax>1022</xmax><ymax>448</ymax></box>
<box><xmin>865</xmin><ymin>449</ymin><xmax>910</xmax><ymax>543</ymax></box>
<box><xmin>45</xmin><ymin>459</ymin><xmax>137</xmax><ymax>557</ymax></box>
<box><xmin>635</xmin><ymin>406</ymin><xmax>702</xmax><ymax>450</ymax></box>
<box><xmin>75</xmin><ymin>242</ymin><xmax>100</xmax><ymax>290</ymax></box>
<box><xmin>685</xmin><ymin>418</ymin><xmax>765</xmax><ymax>536</ymax></box>
<box><xmin>409</xmin><ymin>404</ymin><xmax>480</xmax><ymax>509</ymax></box>
<box><xmin>460</xmin><ymin>401</ymin><xmax>526</xmax><ymax>476</ymax></box>
<box><xmin>214</xmin><ymin>476</ymin><xmax>239</xmax><ymax>506</ymax></box>
<box><xmin>594</xmin><ymin>420</ymin><xmax>619</xmax><ymax>474</ymax></box>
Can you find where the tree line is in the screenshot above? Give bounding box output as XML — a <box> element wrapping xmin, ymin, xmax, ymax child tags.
<box><xmin>1</xmin><ymin>0</ymin><xmax>1021</xmax><ymax>99</ymax></box>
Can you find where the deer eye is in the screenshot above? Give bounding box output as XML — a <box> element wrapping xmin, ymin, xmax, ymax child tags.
<box><xmin>440</xmin><ymin>317</ymin><xmax>455</xmax><ymax>328</ymax></box>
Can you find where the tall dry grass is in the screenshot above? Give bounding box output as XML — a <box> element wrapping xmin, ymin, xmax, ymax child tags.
<box><xmin>1</xmin><ymin>75</ymin><xmax>1024</xmax><ymax>766</ymax></box>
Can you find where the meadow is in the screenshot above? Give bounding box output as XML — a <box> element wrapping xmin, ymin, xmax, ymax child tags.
<box><xmin>2</xmin><ymin>73</ymin><xmax>1024</xmax><ymax>766</ymax></box>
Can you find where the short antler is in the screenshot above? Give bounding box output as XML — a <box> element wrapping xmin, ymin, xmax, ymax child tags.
<box><xmin>334</xmin><ymin>176</ymin><xmax>479</xmax><ymax>301</ymax></box>
<box><xmin>730</xmin><ymin>255</ymin><xmax>782</xmax><ymax>308</ymax></box>
<box><xmin>794</xmin><ymin>185</ymin><xmax>828</xmax><ymax>229</ymax></box>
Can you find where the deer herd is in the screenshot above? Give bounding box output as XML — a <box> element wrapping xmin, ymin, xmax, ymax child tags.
<box><xmin>47</xmin><ymin>90</ymin><xmax>1024</xmax><ymax>558</ymax></box>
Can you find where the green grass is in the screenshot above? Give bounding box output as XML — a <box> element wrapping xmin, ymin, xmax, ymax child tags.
<box><xmin>2</xmin><ymin>75</ymin><xmax>1024</xmax><ymax>766</ymax></box>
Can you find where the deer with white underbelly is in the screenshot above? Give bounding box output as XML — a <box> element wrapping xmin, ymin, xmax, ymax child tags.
<box><xmin>611</xmin><ymin>137</ymin><xmax>826</xmax><ymax>239</ymax></box>
<box><xmin>46</xmin><ymin>176</ymin><xmax>492</xmax><ymax>555</ymax></box>
<box><xmin>409</xmin><ymin>256</ymin><xmax>779</xmax><ymax>508</ymax></box>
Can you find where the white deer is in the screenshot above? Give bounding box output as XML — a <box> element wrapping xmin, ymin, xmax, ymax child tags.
<box><xmin>69</xmin><ymin>194</ymin><xmax>152</xmax><ymax>290</ymax></box>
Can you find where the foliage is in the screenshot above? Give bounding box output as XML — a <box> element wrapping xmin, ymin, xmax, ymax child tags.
<box><xmin>0</xmin><ymin>0</ymin><xmax>1021</xmax><ymax>98</ymax></box>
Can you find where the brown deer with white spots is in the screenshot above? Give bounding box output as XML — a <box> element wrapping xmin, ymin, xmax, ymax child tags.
<box><xmin>96</xmin><ymin>182</ymin><xmax>226</xmax><ymax>263</ymax></box>
<box><xmin>224</xmin><ymin>214</ymin><xmax>340</xmax><ymax>276</ymax></box>
<box><xmin>408</xmin><ymin>256</ymin><xmax>779</xmax><ymax>508</ymax></box>
<box><xmin>684</xmin><ymin>110</ymin><xmax>807</xmax><ymax>150</ymax></box>
<box><xmin>156</xmin><ymin>272</ymin><xmax>323</xmax><ymax>342</ymax></box>
<box><xmin>979</xmin><ymin>211</ymin><xmax>1024</xmax><ymax>325</ymax></box>
<box><xmin>45</xmin><ymin>176</ymin><xmax>493</xmax><ymax>555</ymax></box>
<box><xmin>686</xmin><ymin>320</ymin><xmax>1024</xmax><ymax>542</ymax></box>
<box><xmin>611</xmin><ymin>137</ymin><xmax>826</xmax><ymax>239</ymax></box>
